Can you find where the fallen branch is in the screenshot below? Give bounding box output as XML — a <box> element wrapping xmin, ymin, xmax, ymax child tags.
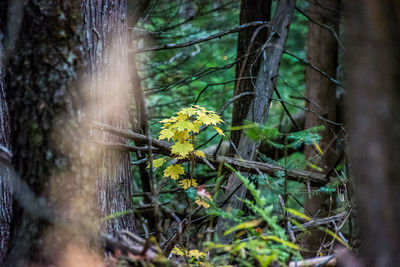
<box><xmin>92</xmin><ymin>122</ymin><xmax>330</xmax><ymax>185</ymax></box>
<box><xmin>289</xmin><ymin>255</ymin><xmax>336</xmax><ymax>267</ymax></box>
<box><xmin>292</xmin><ymin>211</ymin><xmax>347</xmax><ymax>232</ymax></box>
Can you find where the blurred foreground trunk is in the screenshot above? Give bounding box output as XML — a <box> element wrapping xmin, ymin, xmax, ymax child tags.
<box><xmin>2</xmin><ymin>1</ymin><xmax>101</xmax><ymax>266</ymax></box>
<box><xmin>346</xmin><ymin>1</ymin><xmax>400</xmax><ymax>266</ymax></box>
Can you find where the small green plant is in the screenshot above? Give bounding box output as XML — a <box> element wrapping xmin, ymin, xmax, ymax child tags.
<box><xmin>152</xmin><ymin>105</ymin><xmax>224</xmax><ymax>208</ymax></box>
<box><xmin>204</xmin><ymin>165</ymin><xmax>301</xmax><ymax>266</ymax></box>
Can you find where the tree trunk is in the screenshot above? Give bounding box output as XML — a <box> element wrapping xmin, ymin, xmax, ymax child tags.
<box><xmin>2</xmin><ymin>1</ymin><xmax>98</xmax><ymax>265</ymax></box>
<box><xmin>216</xmin><ymin>0</ymin><xmax>297</xmax><ymax>244</ymax></box>
<box><xmin>128</xmin><ymin>0</ymin><xmax>152</xmax><ymax>203</ymax></box>
<box><xmin>0</xmin><ymin>19</ymin><xmax>12</xmax><ymax>263</ymax></box>
<box><xmin>303</xmin><ymin>0</ymin><xmax>340</xmax><ymax>256</ymax></box>
<box><xmin>346</xmin><ymin>1</ymin><xmax>400</xmax><ymax>266</ymax></box>
<box><xmin>82</xmin><ymin>0</ymin><xmax>135</xmax><ymax>235</ymax></box>
<box><xmin>231</xmin><ymin>0</ymin><xmax>271</xmax><ymax>148</ymax></box>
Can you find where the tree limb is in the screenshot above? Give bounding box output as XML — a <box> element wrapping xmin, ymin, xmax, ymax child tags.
<box><xmin>130</xmin><ymin>21</ymin><xmax>269</xmax><ymax>53</ymax></box>
<box><xmin>92</xmin><ymin>121</ymin><xmax>330</xmax><ymax>185</ymax></box>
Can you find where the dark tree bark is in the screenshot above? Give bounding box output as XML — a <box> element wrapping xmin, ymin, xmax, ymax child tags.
<box><xmin>302</xmin><ymin>0</ymin><xmax>340</xmax><ymax>256</ymax></box>
<box><xmin>0</xmin><ymin>17</ymin><xmax>12</xmax><ymax>263</ymax></box>
<box><xmin>346</xmin><ymin>1</ymin><xmax>400</xmax><ymax>266</ymax></box>
<box><xmin>216</xmin><ymin>0</ymin><xmax>297</xmax><ymax>243</ymax></box>
<box><xmin>128</xmin><ymin>0</ymin><xmax>152</xmax><ymax>204</ymax></box>
<box><xmin>127</xmin><ymin>0</ymin><xmax>150</xmax><ymax>27</ymax></box>
<box><xmin>2</xmin><ymin>1</ymin><xmax>97</xmax><ymax>265</ymax></box>
<box><xmin>230</xmin><ymin>0</ymin><xmax>271</xmax><ymax>148</ymax></box>
<box><xmin>82</xmin><ymin>0</ymin><xmax>135</xmax><ymax>235</ymax></box>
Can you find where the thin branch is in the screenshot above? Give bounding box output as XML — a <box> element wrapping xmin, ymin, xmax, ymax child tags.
<box><xmin>273</xmin><ymin>85</ymin><xmax>300</xmax><ymax>131</ymax></box>
<box><xmin>284</xmin><ymin>50</ymin><xmax>344</xmax><ymax>88</ymax></box>
<box><xmin>193</xmin><ymin>78</ymin><xmax>254</xmax><ymax>105</ymax></box>
<box><xmin>96</xmin><ymin>141</ymin><xmax>158</xmax><ymax>153</ymax></box>
<box><xmin>217</xmin><ymin>92</ymin><xmax>255</xmax><ymax>115</ymax></box>
<box><xmin>130</xmin><ymin>21</ymin><xmax>269</xmax><ymax>53</ymax></box>
<box><xmin>295</xmin><ymin>6</ymin><xmax>344</xmax><ymax>51</ymax></box>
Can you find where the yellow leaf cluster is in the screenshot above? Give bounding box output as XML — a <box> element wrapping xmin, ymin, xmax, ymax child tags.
<box><xmin>171</xmin><ymin>247</ymin><xmax>187</xmax><ymax>256</ymax></box>
<box><xmin>188</xmin><ymin>249</ymin><xmax>206</xmax><ymax>258</ymax></box>
<box><xmin>158</xmin><ymin>105</ymin><xmax>224</xmax><ymax>148</ymax></box>
<box><xmin>171</xmin><ymin>247</ymin><xmax>206</xmax><ymax>259</ymax></box>
<box><xmin>157</xmin><ymin>105</ymin><xmax>222</xmax><ymax>210</ymax></box>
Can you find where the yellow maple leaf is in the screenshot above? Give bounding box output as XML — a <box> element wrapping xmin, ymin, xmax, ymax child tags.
<box><xmin>176</xmin><ymin>113</ymin><xmax>188</xmax><ymax>122</ymax></box>
<box><xmin>173</xmin><ymin>131</ymin><xmax>189</xmax><ymax>142</ymax></box>
<box><xmin>164</xmin><ymin>164</ymin><xmax>184</xmax><ymax>180</ymax></box>
<box><xmin>196</xmin><ymin>113</ymin><xmax>213</xmax><ymax>125</ymax></box>
<box><xmin>161</xmin><ymin>122</ymin><xmax>171</xmax><ymax>129</ymax></box>
<box><xmin>150</xmin><ymin>158</ymin><xmax>166</xmax><ymax>169</ymax></box>
<box><xmin>171</xmin><ymin>247</ymin><xmax>187</xmax><ymax>256</ymax></box>
<box><xmin>195</xmin><ymin>150</ymin><xmax>206</xmax><ymax>158</ymax></box>
<box><xmin>195</xmin><ymin>198</ymin><xmax>211</xmax><ymax>209</ymax></box>
<box><xmin>171</xmin><ymin>141</ymin><xmax>194</xmax><ymax>158</ymax></box>
<box><xmin>159</xmin><ymin>128</ymin><xmax>175</xmax><ymax>140</ymax></box>
<box><xmin>179</xmin><ymin>107</ymin><xmax>197</xmax><ymax>117</ymax></box>
<box><xmin>159</xmin><ymin>116</ymin><xmax>178</xmax><ymax>124</ymax></box>
<box><xmin>209</xmin><ymin>113</ymin><xmax>223</xmax><ymax>124</ymax></box>
<box><xmin>191</xmin><ymin>120</ymin><xmax>203</xmax><ymax>133</ymax></box>
<box><xmin>213</xmin><ymin>126</ymin><xmax>224</xmax><ymax>136</ymax></box>
<box><xmin>188</xmin><ymin>249</ymin><xmax>206</xmax><ymax>258</ymax></box>
<box><xmin>174</xmin><ymin>120</ymin><xmax>191</xmax><ymax>131</ymax></box>
<box><xmin>193</xmin><ymin>105</ymin><xmax>207</xmax><ymax>112</ymax></box>
<box><xmin>179</xmin><ymin>179</ymin><xmax>198</xmax><ymax>189</ymax></box>
<box><xmin>197</xmin><ymin>112</ymin><xmax>223</xmax><ymax>126</ymax></box>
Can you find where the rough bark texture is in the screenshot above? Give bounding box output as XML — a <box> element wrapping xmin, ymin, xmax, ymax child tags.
<box><xmin>216</xmin><ymin>0</ymin><xmax>297</xmax><ymax>243</ymax></box>
<box><xmin>0</xmin><ymin>18</ymin><xmax>12</xmax><ymax>263</ymax></box>
<box><xmin>231</xmin><ymin>0</ymin><xmax>271</xmax><ymax>148</ymax></box>
<box><xmin>82</xmin><ymin>0</ymin><xmax>135</xmax><ymax>235</ymax></box>
<box><xmin>2</xmin><ymin>1</ymin><xmax>96</xmax><ymax>265</ymax></box>
<box><xmin>303</xmin><ymin>0</ymin><xmax>340</xmax><ymax>256</ymax></box>
<box><xmin>346</xmin><ymin>1</ymin><xmax>400</xmax><ymax>266</ymax></box>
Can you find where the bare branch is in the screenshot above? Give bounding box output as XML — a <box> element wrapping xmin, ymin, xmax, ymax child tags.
<box><xmin>130</xmin><ymin>21</ymin><xmax>269</xmax><ymax>53</ymax></box>
<box><xmin>295</xmin><ymin>6</ymin><xmax>344</xmax><ymax>50</ymax></box>
<box><xmin>284</xmin><ymin>50</ymin><xmax>344</xmax><ymax>88</ymax></box>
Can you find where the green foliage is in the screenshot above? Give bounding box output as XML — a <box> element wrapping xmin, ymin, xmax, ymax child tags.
<box><xmin>287</xmin><ymin>125</ymin><xmax>325</xmax><ymax>148</ymax></box>
<box><xmin>241</xmin><ymin>121</ymin><xmax>325</xmax><ymax>151</ymax></box>
<box><xmin>203</xmin><ymin>165</ymin><xmax>301</xmax><ymax>266</ymax></box>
